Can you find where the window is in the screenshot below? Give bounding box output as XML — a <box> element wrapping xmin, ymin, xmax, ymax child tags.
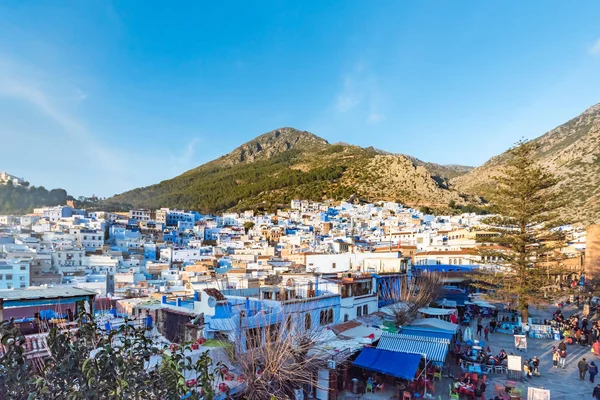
<box><xmin>363</xmin><ymin>305</ymin><xmax>368</xmax><ymax>316</ymax></box>
<box><xmin>20</xmin><ymin>266</ymin><xmax>26</xmax><ymax>270</ymax></box>
<box><xmin>319</xmin><ymin>308</ymin><xmax>334</xmax><ymax>326</ymax></box>
<box><xmin>20</xmin><ymin>283</ymin><xmax>26</xmax><ymax>288</ymax></box>
<box><xmin>286</xmin><ymin>315</ymin><xmax>293</xmax><ymax>331</ymax></box>
<box><xmin>19</xmin><ymin>276</ymin><xmax>25</xmax><ymax>281</ymax></box>
<box><xmin>6</xmin><ymin>274</ymin><xmax>12</xmax><ymax>280</ymax></box>
<box><xmin>357</xmin><ymin>306</ymin><xmax>362</xmax><ymax>318</ymax></box>
<box><xmin>305</xmin><ymin>313</ymin><xmax>312</xmax><ymax>330</ymax></box>
<box><xmin>344</xmin><ymin>314</ymin><xmax>349</xmax><ymax>322</ymax></box>
<box><xmin>332</xmin><ymin>262</ymin><xmax>336</xmax><ymax>269</ymax></box>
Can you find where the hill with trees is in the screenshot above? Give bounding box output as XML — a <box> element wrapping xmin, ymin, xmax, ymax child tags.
<box><xmin>107</xmin><ymin>127</ymin><xmax>475</xmax><ymax>213</ymax></box>
<box><xmin>0</xmin><ymin>183</ymin><xmax>68</xmax><ymax>215</ymax></box>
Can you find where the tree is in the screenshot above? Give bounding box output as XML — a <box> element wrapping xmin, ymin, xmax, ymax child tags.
<box><xmin>243</xmin><ymin>221</ymin><xmax>255</xmax><ymax>234</ymax></box>
<box><xmin>234</xmin><ymin>310</ymin><xmax>329</xmax><ymax>400</ymax></box>
<box><xmin>0</xmin><ymin>315</ymin><xmax>220</xmax><ymax>400</ymax></box>
<box><xmin>473</xmin><ymin>140</ymin><xmax>567</xmax><ymax>321</ymax></box>
<box><xmin>389</xmin><ymin>273</ymin><xmax>444</xmax><ymax>326</ymax></box>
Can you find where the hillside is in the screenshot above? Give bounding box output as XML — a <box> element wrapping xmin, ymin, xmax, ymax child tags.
<box><xmin>109</xmin><ymin>127</ymin><xmax>474</xmax><ymax>213</ymax></box>
<box><xmin>453</xmin><ymin>103</ymin><xmax>600</xmax><ymax>224</ymax></box>
<box><xmin>0</xmin><ymin>184</ymin><xmax>68</xmax><ymax>215</ymax></box>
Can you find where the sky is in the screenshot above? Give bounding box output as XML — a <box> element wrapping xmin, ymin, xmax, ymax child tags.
<box><xmin>1</xmin><ymin>1</ymin><xmax>600</xmax><ymax>197</ymax></box>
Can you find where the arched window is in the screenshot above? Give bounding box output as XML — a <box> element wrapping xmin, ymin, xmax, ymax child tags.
<box><xmin>363</xmin><ymin>305</ymin><xmax>368</xmax><ymax>316</ymax></box>
<box><xmin>305</xmin><ymin>313</ymin><xmax>312</xmax><ymax>330</ymax></box>
<box><xmin>327</xmin><ymin>308</ymin><xmax>334</xmax><ymax>324</ymax></box>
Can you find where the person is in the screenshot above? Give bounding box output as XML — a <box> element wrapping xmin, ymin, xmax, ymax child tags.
<box><xmin>558</xmin><ymin>339</ymin><xmax>567</xmax><ymax>352</ymax></box>
<box><xmin>593</xmin><ymin>383</ymin><xmax>600</xmax><ymax>400</ymax></box>
<box><xmin>578</xmin><ymin>358</ymin><xmax>589</xmax><ymax>380</ymax></box>
<box><xmin>532</xmin><ymin>356</ymin><xmax>540</xmax><ymax>376</ymax></box>
<box><xmin>477</xmin><ymin>322</ymin><xmax>483</xmax><ymax>337</ymax></box>
<box><xmin>552</xmin><ymin>348</ymin><xmax>560</xmax><ymax>368</ymax></box>
<box><xmin>523</xmin><ymin>323</ymin><xmax>531</xmax><ymax>337</ymax></box>
<box><xmin>591</xmin><ymin>361</ymin><xmax>599</xmax><ymax>383</ymax></box>
<box><xmin>484</xmin><ymin>325</ymin><xmax>490</xmax><ymax>340</ymax></box>
<box><xmin>559</xmin><ymin>348</ymin><xmax>567</xmax><ymax>369</ymax></box>
<box><xmin>523</xmin><ymin>359</ymin><xmax>532</xmax><ymax>381</ymax></box>
<box><xmin>474</xmin><ymin>381</ymin><xmax>486</xmax><ymax>398</ymax></box>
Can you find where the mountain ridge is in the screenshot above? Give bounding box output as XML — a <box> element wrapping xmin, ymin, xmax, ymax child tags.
<box><xmin>108</xmin><ymin>102</ymin><xmax>600</xmax><ymax>223</ymax></box>
<box><xmin>453</xmin><ymin>102</ymin><xmax>600</xmax><ymax>224</ymax></box>
<box><xmin>108</xmin><ymin>127</ymin><xmax>474</xmax><ymax>213</ymax></box>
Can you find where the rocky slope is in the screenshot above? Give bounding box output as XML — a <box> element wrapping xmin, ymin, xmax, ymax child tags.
<box><xmin>453</xmin><ymin>103</ymin><xmax>600</xmax><ymax>224</ymax></box>
<box><xmin>109</xmin><ymin>128</ymin><xmax>473</xmax><ymax>213</ymax></box>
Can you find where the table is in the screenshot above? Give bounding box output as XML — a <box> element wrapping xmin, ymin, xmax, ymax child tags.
<box><xmin>468</xmin><ymin>364</ymin><xmax>482</xmax><ymax>374</ymax></box>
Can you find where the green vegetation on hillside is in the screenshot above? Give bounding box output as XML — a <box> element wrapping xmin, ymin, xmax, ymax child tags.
<box><xmin>108</xmin><ymin>127</ymin><xmax>475</xmax><ymax>214</ymax></box>
<box><xmin>0</xmin><ymin>184</ymin><xmax>67</xmax><ymax>214</ymax></box>
<box><xmin>111</xmin><ymin>149</ymin><xmax>356</xmax><ymax>213</ymax></box>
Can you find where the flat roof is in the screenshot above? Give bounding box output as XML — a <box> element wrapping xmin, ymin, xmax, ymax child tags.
<box><xmin>0</xmin><ymin>287</ymin><xmax>97</xmax><ymax>301</ymax></box>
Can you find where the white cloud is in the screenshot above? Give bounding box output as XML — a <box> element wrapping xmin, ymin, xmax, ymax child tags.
<box><xmin>590</xmin><ymin>38</ymin><xmax>600</xmax><ymax>56</ymax></box>
<box><xmin>367</xmin><ymin>113</ymin><xmax>385</xmax><ymax>124</ymax></box>
<box><xmin>0</xmin><ymin>56</ymin><xmax>201</xmax><ymax>195</ymax></box>
<box><xmin>333</xmin><ymin>63</ymin><xmax>385</xmax><ymax>123</ymax></box>
<box><xmin>167</xmin><ymin>137</ymin><xmax>201</xmax><ymax>173</ymax></box>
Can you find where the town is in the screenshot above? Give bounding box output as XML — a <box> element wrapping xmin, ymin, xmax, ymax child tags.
<box><xmin>1</xmin><ymin>190</ymin><xmax>598</xmax><ymax>399</ymax></box>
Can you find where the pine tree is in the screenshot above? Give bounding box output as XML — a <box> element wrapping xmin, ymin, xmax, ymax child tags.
<box><xmin>474</xmin><ymin>140</ymin><xmax>567</xmax><ymax>321</ymax></box>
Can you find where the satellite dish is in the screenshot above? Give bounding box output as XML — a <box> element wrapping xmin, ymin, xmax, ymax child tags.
<box><xmin>207</xmin><ymin>296</ymin><xmax>217</xmax><ymax>308</ymax></box>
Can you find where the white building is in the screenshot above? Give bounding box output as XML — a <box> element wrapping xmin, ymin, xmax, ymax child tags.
<box><xmin>52</xmin><ymin>246</ymin><xmax>86</xmax><ymax>273</ymax></box>
<box><xmin>74</xmin><ymin>229</ymin><xmax>104</xmax><ymax>251</ymax></box>
<box><xmin>129</xmin><ymin>209</ymin><xmax>152</xmax><ymax>222</ymax></box>
<box><xmin>0</xmin><ymin>171</ymin><xmax>25</xmax><ymax>186</ymax></box>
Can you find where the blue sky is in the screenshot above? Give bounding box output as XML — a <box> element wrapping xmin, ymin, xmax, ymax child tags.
<box><xmin>1</xmin><ymin>1</ymin><xmax>599</xmax><ymax>197</ymax></box>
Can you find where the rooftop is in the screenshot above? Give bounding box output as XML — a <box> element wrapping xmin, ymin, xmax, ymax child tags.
<box><xmin>0</xmin><ymin>287</ymin><xmax>97</xmax><ymax>301</ymax></box>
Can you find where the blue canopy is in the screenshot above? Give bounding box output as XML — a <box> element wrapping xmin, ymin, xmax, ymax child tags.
<box><xmin>353</xmin><ymin>347</ymin><xmax>421</xmax><ymax>380</ymax></box>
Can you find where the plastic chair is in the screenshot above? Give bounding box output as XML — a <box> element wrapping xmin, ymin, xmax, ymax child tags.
<box><xmin>365</xmin><ymin>382</ymin><xmax>373</xmax><ymax>393</ymax></box>
<box><xmin>433</xmin><ymin>370</ymin><xmax>443</xmax><ymax>381</ymax></box>
<box><xmin>449</xmin><ymin>384</ymin><xmax>460</xmax><ymax>400</ymax></box>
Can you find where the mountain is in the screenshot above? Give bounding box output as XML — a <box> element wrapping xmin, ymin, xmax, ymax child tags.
<box><xmin>453</xmin><ymin>103</ymin><xmax>600</xmax><ymax>224</ymax></box>
<box><xmin>108</xmin><ymin>127</ymin><xmax>474</xmax><ymax>213</ymax></box>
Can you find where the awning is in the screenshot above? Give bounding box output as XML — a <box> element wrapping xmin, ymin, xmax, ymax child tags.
<box><xmin>410</xmin><ymin>318</ymin><xmax>459</xmax><ymax>333</ymax></box>
<box><xmin>377</xmin><ymin>332</ymin><xmax>449</xmax><ymax>363</ymax></box>
<box><xmin>418</xmin><ymin>307</ymin><xmax>455</xmax><ymax>316</ymax></box>
<box><xmin>398</xmin><ymin>327</ymin><xmax>454</xmax><ymax>341</ymax></box>
<box><xmin>353</xmin><ymin>347</ymin><xmax>421</xmax><ymax>380</ymax></box>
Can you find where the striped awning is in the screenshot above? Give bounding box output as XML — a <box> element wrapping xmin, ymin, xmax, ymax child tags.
<box><xmin>377</xmin><ymin>332</ymin><xmax>449</xmax><ymax>363</ymax></box>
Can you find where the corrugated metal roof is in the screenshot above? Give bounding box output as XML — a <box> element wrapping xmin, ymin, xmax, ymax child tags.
<box><xmin>0</xmin><ymin>287</ymin><xmax>97</xmax><ymax>301</ymax></box>
<box><xmin>377</xmin><ymin>332</ymin><xmax>449</xmax><ymax>363</ymax></box>
<box><xmin>398</xmin><ymin>327</ymin><xmax>454</xmax><ymax>341</ymax></box>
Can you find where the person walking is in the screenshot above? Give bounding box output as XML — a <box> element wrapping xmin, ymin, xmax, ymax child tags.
<box><xmin>532</xmin><ymin>356</ymin><xmax>540</xmax><ymax>376</ymax></box>
<box><xmin>578</xmin><ymin>358</ymin><xmax>589</xmax><ymax>380</ymax></box>
<box><xmin>552</xmin><ymin>348</ymin><xmax>560</xmax><ymax>368</ymax></box>
<box><xmin>484</xmin><ymin>325</ymin><xmax>490</xmax><ymax>341</ymax></box>
<box><xmin>523</xmin><ymin>359</ymin><xmax>532</xmax><ymax>381</ymax></box>
<box><xmin>477</xmin><ymin>322</ymin><xmax>483</xmax><ymax>337</ymax></box>
<box><xmin>593</xmin><ymin>383</ymin><xmax>600</xmax><ymax>400</ymax></box>
<box><xmin>590</xmin><ymin>361</ymin><xmax>599</xmax><ymax>383</ymax></box>
<box><xmin>523</xmin><ymin>323</ymin><xmax>531</xmax><ymax>337</ymax></box>
<box><xmin>559</xmin><ymin>348</ymin><xmax>567</xmax><ymax>369</ymax></box>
